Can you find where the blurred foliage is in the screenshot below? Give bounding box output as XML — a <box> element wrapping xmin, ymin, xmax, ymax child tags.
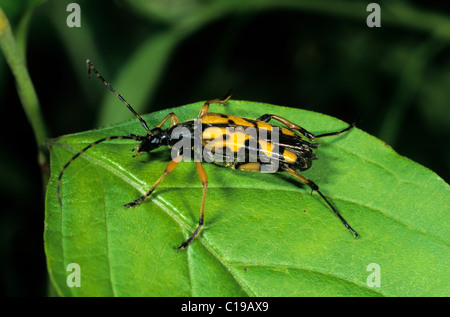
<box><xmin>0</xmin><ymin>0</ymin><xmax>449</xmax><ymax>296</ymax></box>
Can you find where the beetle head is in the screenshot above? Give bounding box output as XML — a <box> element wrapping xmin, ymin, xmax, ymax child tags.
<box><xmin>132</xmin><ymin>127</ymin><xmax>167</xmax><ymax>156</ymax></box>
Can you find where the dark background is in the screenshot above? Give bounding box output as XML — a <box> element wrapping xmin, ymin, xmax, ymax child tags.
<box><xmin>0</xmin><ymin>0</ymin><xmax>449</xmax><ymax>296</ymax></box>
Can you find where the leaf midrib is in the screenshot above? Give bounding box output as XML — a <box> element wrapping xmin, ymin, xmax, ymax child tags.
<box><xmin>57</xmin><ymin>141</ymin><xmax>449</xmax><ymax>249</ymax></box>
<box><xmin>56</xmin><ymin>143</ymin><xmax>448</xmax><ymax>297</ymax></box>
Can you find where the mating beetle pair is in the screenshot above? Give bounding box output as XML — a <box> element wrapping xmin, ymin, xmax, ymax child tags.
<box><xmin>57</xmin><ymin>60</ymin><xmax>359</xmax><ymax>250</ymax></box>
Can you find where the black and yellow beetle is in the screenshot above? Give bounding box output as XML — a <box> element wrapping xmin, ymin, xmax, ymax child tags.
<box><xmin>57</xmin><ymin>60</ymin><xmax>359</xmax><ymax>251</ymax></box>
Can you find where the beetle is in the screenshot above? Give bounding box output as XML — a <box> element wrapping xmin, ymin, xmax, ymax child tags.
<box><xmin>57</xmin><ymin>60</ymin><xmax>359</xmax><ymax>251</ymax></box>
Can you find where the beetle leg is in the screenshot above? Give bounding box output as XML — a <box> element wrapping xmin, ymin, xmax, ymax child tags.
<box><xmin>312</xmin><ymin>123</ymin><xmax>355</xmax><ymax>139</ymax></box>
<box><xmin>176</xmin><ymin>162</ymin><xmax>208</xmax><ymax>250</ymax></box>
<box><xmin>256</xmin><ymin>114</ymin><xmax>354</xmax><ymax>141</ymax></box>
<box><xmin>124</xmin><ymin>158</ymin><xmax>180</xmax><ymax>208</ymax></box>
<box><xmin>256</xmin><ymin>114</ymin><xmax>316</xmax><ymax>140</ymax></box>
<box><xmin>284</xmin><ymin>167</ymin><xmax>359</xmax><ymax>238</ymax></box>
<box><xmin>198</xmin><ymin>90</ymin><xmax>233</xmax><ymax>118</ymax></box>
<box><xmin>156</xmin><ymin>112</ymin><xmax>180</xmax><ymax>128</ymax></box>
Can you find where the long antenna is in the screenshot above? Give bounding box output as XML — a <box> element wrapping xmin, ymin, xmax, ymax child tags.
<box><xmin>57</xmin><ymin>135</ymin><xmax>142</xmax><ymax>206</ymax></box>
<box><xmin>86</xmin><ymin>59</ymin><xmax>152</xmax><ymax>133</ymax></box>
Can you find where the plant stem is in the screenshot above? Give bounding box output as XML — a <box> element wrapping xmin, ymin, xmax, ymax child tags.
<box><xmin>0</xmin><ymin>8</ymin><xmax>48</xmax><ymax>169</ymax></box>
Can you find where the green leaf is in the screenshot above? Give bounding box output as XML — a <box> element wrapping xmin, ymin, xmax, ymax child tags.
<box><xmin>45</xmin><ymin>101</ymin><xmax>449</xmax><ymax>296</ymax></box>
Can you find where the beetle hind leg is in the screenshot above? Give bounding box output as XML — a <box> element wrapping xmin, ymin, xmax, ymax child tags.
<box><xmin>284</xmin><ymin>167</ymin><xmax>359</xmax><ymax>238</ymax></box>
<box><xmin>256</xmin><ymin>114</ymin><xmax>355</xmax><ymax>141</ymax></box>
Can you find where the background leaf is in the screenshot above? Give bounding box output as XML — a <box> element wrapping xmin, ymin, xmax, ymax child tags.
<box><xmin>45</xmin><ymin>101</ymin><xmax>449</xmax><ymax>296</ymax></box>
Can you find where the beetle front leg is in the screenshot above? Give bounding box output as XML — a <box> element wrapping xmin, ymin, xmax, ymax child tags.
<box><xmin>124</xmin><ymin>158</ymin><xmax>180</xmax><ymax>208</ymax></box>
